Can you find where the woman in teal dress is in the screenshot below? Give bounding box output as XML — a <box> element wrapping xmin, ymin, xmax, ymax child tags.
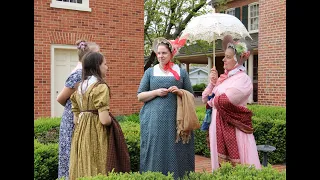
<box><xmin>137</xmin><ymin>37</ymin><xmax>194</xmax><ymax>179</ymax></box>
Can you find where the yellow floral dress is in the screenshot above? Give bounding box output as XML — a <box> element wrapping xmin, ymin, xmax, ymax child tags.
<box><xmin>69</xmin><ymin>81</ymin><xmax>110</xmax><ymax>180</ymax></box>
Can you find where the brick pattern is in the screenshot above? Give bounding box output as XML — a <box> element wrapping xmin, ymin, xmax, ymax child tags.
<box><xmin>257</xmin><ymin>0</ymin><xmax>286</xmax><ymax>107</ymax></box>
<box><xmin>217</xmin><ymin>0</ymin><xmax>286</xmax><ymax>107</ymax></box>
<box><xmin>34</xmin><ymin>0</ymin><xmax>145</xmax><ymax>119</ymax></box>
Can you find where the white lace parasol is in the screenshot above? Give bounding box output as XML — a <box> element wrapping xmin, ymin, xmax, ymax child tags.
<box><xmin>180</xmin><ymin>10</ymin><xmax>252</xmax><ymax>68</ymax></box>
<box><xmin>181</xmin><ymin>12</ymin><xmax>252</xmax><ymax>42</ymax></box>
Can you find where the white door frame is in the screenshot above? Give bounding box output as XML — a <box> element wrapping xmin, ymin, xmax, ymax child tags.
<box><xmin>50</xmin><ymin>44</ymin><xmax>77</xmax><ymax>117</ymax></box>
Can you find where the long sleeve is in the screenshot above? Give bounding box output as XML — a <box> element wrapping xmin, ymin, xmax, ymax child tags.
<box><xmin>202</xmin><ymin>83</ymin><xmax>214</xmax><ymax>104</ymax></box>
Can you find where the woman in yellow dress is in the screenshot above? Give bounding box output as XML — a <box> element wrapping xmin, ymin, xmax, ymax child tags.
<box><xmin>69</xmin><ymin>51</ymin><xmax>112</xmax><ymax>180</ymax></box>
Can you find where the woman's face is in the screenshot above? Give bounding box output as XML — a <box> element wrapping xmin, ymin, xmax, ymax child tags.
<box><xmin>157</xmin><ymin>44</ymin><xmax>172</xmax><ymax>66</ymax></box>
<box><xmin>99</xmin><ymin>57</ymin><xmax>108</xmax><ymax>78</ymax></box>
<box><xmin>222</xmin><ymin>48</ymin><xmax>237</xmax><ymax>71</ymax></box>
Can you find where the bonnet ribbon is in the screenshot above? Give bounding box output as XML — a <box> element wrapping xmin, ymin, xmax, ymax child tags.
<box><xmin>163</xmin><ymin>61</ymin><xmax>180</xmax><ymax>80</ymax></box>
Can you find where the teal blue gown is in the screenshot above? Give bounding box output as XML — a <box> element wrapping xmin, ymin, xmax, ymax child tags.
<box><xmin>137</xmin><ymin>67</ymin><xmax>195</xmax><ymax>179</ymax></box>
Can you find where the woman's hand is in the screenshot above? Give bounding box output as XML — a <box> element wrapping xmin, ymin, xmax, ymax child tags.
<box><xmin>156</xmin><ymin>88</ymin><xmax>169</xmax><ymax>97</ymax></box>
<box><xmin>209</xmin><ymin>66</ymin><xmax>218</xmax><ymax>85</ymax></box>
<box><xmin>168</xmin><ymin>86</ymin><xmax>182</xmax><ymax>97</ymax></box>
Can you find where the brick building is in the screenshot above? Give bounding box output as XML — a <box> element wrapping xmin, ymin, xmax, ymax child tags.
<box><xmin>177</xmin><ymin>0</ymin><xmax>286</xmax><ymax>106</ymax></box>
<box><xmin>34</xmin><ymin>0</ymin><xmax>145</xmax><ymax>119</ymax></box>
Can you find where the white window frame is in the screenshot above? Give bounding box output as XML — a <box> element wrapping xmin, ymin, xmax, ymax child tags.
<box><xmin>248</xmin><ymin>2</ymin><xmax>259</xmax><ymax>33</ymax></box>
<box><xmin>50</xmin><ymin>0</ymin><xmax>91</xmax><ymax>12</ymax></box>
<box><xmin>225</xmin><ymin>8</ymin><xmax>235</xmax><ymax>16</ymax></box>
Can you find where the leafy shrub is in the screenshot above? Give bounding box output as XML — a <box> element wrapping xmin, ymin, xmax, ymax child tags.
<box><xmin>34</xmin><ymin>139</ymin><xmax>59</xmax><ymax>180</ymax></box>
<box><xmin>34</xmin><ymin>117</ymin><xmax>61</xmax><ymax>144</ymax></box>
<box><xmin>119</xmin><ymin>121</ymin><xmax>140</xmax><ymax>172</ymax></box>
<box><xmin>72</xmin><ymin>163</ymin><xmax>285</xmax><ymax>179</ymax></box>
<box><xmin>192</xmin><ymin>83</ymin><xmax>207</xmax><ymax>91</ymax></box>
<box><xmin>78</xmin><ymin>171</ymin><xmax>174</xmax><ymax>180</ymax></box>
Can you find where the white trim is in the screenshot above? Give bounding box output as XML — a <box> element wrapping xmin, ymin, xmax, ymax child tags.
<box><xmin>189</xmin><ymin>68</ymin><xmax>208</xmax><ymax>75</ymax></box>
<box><xmin>50</xmin><ymin>0</ymin><xmax>91</xmax><ymax>12</ymax></box>
<box><xmin>225</xmin><ymin>8</ymin><xmax>235</xmax><ymax>16</ymax></box>
<box><xmin>248</xmin><ymin>2</ymin><xmax>259</xmax><ymax>33</ymax></box>
<box><xmin>247</xmin><ymin>54</ymin><xmax>254</xmax><ymax>103</ymax></box>
<box><xmin>50</xmin><ymin>44</ymin><xmax>77</xmax><ymax>117</ymax></box>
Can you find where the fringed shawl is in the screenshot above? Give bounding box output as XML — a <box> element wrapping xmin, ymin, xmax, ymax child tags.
<box><xmin>176</xmin><ymin>89</ymin><xmax>200</xmax><ymax>144</ymax></box>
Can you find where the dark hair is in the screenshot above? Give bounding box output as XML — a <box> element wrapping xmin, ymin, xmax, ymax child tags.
<box><xmin>227</xmin><ymin>43</ymin><xmax>237</xmax><ymax>54</ymax></box>
<box><xmin>157</xmin><ymin>42</ymin><xmax>172</xmax><ymax>53</ymax></box>
<box><xmin>75</xmin><ymin>39</ymin><xmax>100</xmax><ymax>62</ymax></box>
<box><xmin>81</xmin><ymin>51</ymin><xmax>111</xmax><ymax>97</ymax></box>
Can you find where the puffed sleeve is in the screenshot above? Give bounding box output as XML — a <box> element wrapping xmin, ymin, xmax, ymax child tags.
<box><xmin>225</xmin><ymin>73</ymin><xmax>253</xmax><ymax>105</ymax></box>
<box><xmin>70</xmin><ymin>91</ymin><xmax>80</xmax><ymax>118</ymax></box>
<box><xmin>92</xmin><ymin>83</ymin><xmax>110</xmax><ymax>113</ymax></box>
<box><xmin>181</xmin><ymin>68</ymin><xmax>194</xmax><ymax>94</ymax></box>
<box><xmin>137</xmin><ymin>67</ymin><xmax>151</xmax><ymax>94</ymax></box>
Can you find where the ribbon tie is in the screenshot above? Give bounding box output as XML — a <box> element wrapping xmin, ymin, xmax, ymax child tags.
<box><xmin>163</xmin><ymin>62</ymin><xmax>180</xmax><ymax>80</ymax></box>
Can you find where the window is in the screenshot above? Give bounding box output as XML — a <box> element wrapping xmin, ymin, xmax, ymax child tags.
<box><xmin>248</xmin><ymin>3</ymin><xmax>259</xmax><ymax>32</ymax></box>
<box><xmin>225</xmin><ymin>8</ymin><xmax>235</xmax><ymax>16</ymax></box>
<box><xmin>50</xmin><ymin>0</ymin><xmax>91</xmax><ymax>12</ymax></box>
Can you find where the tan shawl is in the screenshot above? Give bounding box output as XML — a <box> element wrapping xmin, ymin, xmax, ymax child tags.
<box><xmin>176</xmin><ymin>89</ymin><xmax>201</xmax><ymax>144</ymax></box>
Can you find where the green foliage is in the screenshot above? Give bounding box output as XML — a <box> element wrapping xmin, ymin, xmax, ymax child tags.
<box><xmin>34</xmin><ymin>117</ymin><xmax>61</xmax><ymax>144</ymax></box>
<box><xmin>252</xmin><ymin>117</ymin><xmax>286</xmax><ymax>164</ymax></box>
<box><xmin>248</xmin><ymin>105</ymin><xmax>286</xmax><ymax>121</ymax></box>
<box><xmin>122</xmin><ymin>113</ymin><xmax>140</xmax><ymax>123</ymax></box>
<box><xmin>119</xmin><ymin>121</ymin><xmax>141</xmax><ymax>172</ymax></box>
<box><xmin>34</xmin><ymin>117</ymin><xmax>61</xmax><ymax>134</ymax></box>
<box><xmin>64</xmin><ymin>163</ymin><xmax>285</xmax><ymax>179</ymax></box>
<box><xmin>34</xmin><ymin>139</ymin><xmax>59</xmax><ymax>180</ymax></box>
<box><xmin>34</xmin><ymin>104</ymin><xmax>286</xmax><ymax>179</ymax></box>
<box><xmin>78</xmin><ymin>171</ymin><xmax>174</xmax><ymax>180</ymax></box>
<box><xmin>192</xmin><ymin>83</ymin><xmax>207</xmax><ymax>91</ymax></box>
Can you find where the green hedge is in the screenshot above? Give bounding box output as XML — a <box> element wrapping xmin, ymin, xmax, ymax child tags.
<box><xmin>34</xmin><ymin>117</ymin><xmax>61</xmax><ymax>144</ymax></box>
<box><xmin>34</xmin><ymin>104</ymin><xmax>286</xmax><ymax>179</ymax></box>
<box><xmin>34</xmin><ymin>139</ymin><xmax>59</xmax><ymax>180</ymax></box>
<box><xmin>77</xmin><ymin>163</ymin><xmax>285</xmax><ymax>179</ymax></box>
<box><xmin>192</xmin><ymin>83</ymin><xmax>207</xmax><ymax>91</ymax></box>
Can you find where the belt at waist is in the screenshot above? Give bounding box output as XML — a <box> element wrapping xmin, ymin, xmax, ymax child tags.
<box><xmin>80</xmin><ymin>110</ymin><xmax>98</xmax><ymax>115</ymax></box>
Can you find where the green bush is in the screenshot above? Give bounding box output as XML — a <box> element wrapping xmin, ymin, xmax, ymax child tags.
<box><xmin>248</xmin><ymin>105</ymin><xmax>286</xmax><ymax>120</ymax></box>
<box><xmin>72</xmin><ymin>163</ymin><xmax>285</xmax><ymax>179</ymax></box>
<box><xmin>192</xmin><ymin>83</ymin><xmax>207</xmax><ymax>91</ymax></box>
<box><xmin>184</xmin><ymin>163</ymin><xmax>285</xmax><ymax>180</ymax></box>
<box><xmin>119</xmin><ymin>121</ymin><xmax>141</xmax><ymax>172</ymax></box>
<box><xmin>252</xmin><ymin>117</ymin><xmax>286</xmax><ymax>164</ymax></box>
<box><xmin>34</xmin><ymin>117</ymin><xmax>61</xmax><ymax>144</ymax></box>
<box><xmin>34</xmin><ymin>139</ymin><xmax>59</xmax><ymax>180</ymax></box>
<box><xmin>34</xmin><ymin>104</ymin><xmax>286</xmax><ymax>179</ymax></box>
<box><xmin>78</xmin><ymin>171</ymin><xmax>174</xmax><ymax>179</ymax></box>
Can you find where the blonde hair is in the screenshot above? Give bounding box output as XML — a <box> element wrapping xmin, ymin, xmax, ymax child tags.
<box><xmin>75</xmin><ymin>39</ymin><xmax>100</xmax><ymax>62</ymax></box>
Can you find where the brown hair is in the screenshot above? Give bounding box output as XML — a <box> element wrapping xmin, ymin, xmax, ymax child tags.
<box><xmin>81</xmin><ymin>51</ymin><xmax>111</xmax><ymax>98</ymax></box>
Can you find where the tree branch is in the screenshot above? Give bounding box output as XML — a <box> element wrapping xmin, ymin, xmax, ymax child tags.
<box><xmin>172</xmin><ymin>0</ymin><xmax>207</xmax><ymax>38</ymax></box>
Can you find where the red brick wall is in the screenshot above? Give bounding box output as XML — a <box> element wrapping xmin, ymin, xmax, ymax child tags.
<box><xmin>220</xmin><ymin>0</ymin><xmax>286</xmax><ymax>107</ymax></box>
<box><xmin>258</xmin><ymin>0</ymin><xmax>286</xmax><ymax>106</ymax></box>
<box><xmin>34</xmin><ymin>0</ymin><xmax>145</xmax><ymax>119</ymax></box>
